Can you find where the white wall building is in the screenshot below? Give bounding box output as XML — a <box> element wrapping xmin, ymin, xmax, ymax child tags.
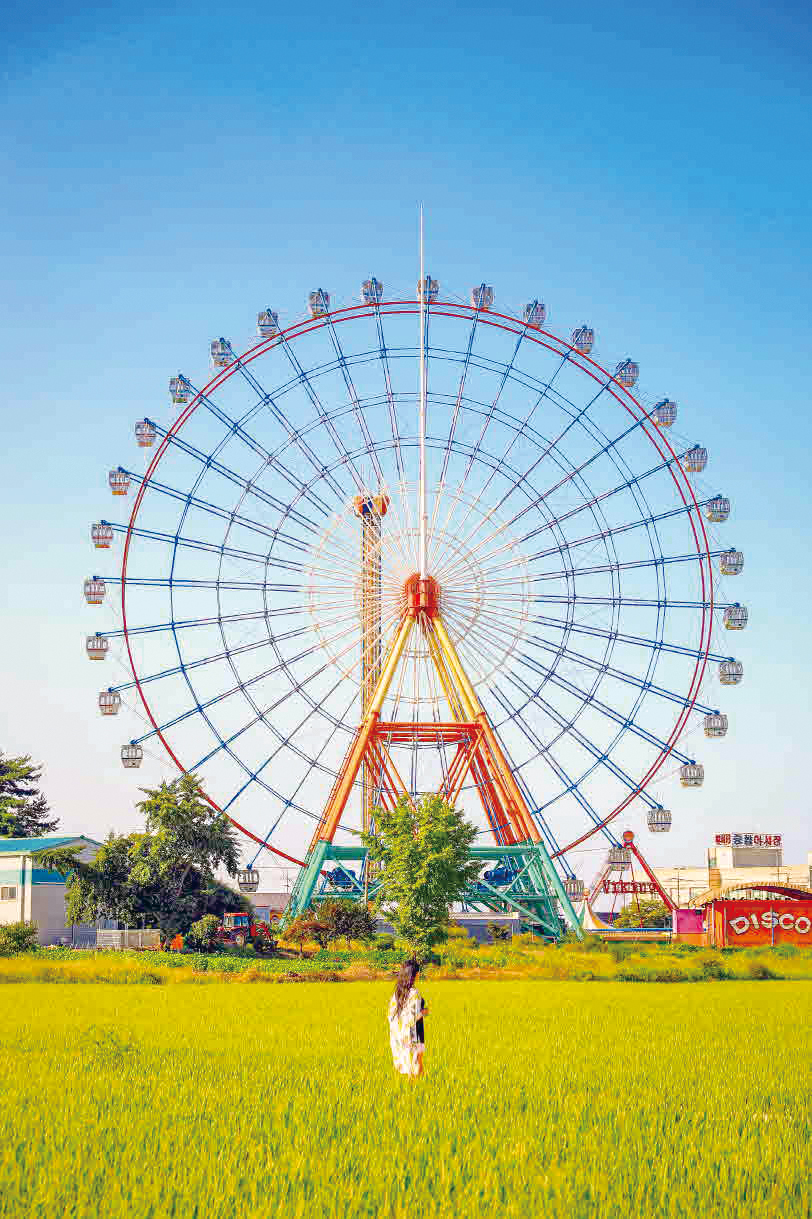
<box><xmin>650</xmin><ymin>836</ymin><xmax>812</xmax><ymax>907</ymax></box>
<box><xmin>0</xmin><ymin>835</ymin><xmax>103</xmax><ymax>945</ymax></box>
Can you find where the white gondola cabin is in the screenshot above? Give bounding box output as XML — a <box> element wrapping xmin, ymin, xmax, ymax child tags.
<box><xmin>256</xmin><ymin>310</ymin><xmax>279</xmax><ymax>338</ymax></box>
<box><xmin>614</xmin><ymin>359</ymin><xmax>639</xmax><ymax>388</ymax></box>
<box><xmin>169</xmin><ymin>376</ymin><xmax>191</xmax><ymax>405</ymax></box>
<box><xmin>210</xmin><ymin>338</ymin><xmax>231</xmax><ymax>368</ymax></box>
<box><xmin>523</xmin><ymin>302</ymin><xmax>547</xmax><ymax>326</ymax></box>
<box><xmin>647</xmin><ymin>807</ymin><xmax>672</xmax><ymax>833</ymax></box>
<box><xmin>121</xmin><ymin>743</ymin><xmax>143</xmax><ymax>769</ymax></box>
<box><xmin>98</xmin><ymin>689</ymin><xmax>121</xmax><ymax>716</ymax></box>
<box><xmin>719</xmin><ymin>660</ymin><xmax>743</xmax><ymax>685</ymax></box>
<box><xmin>564</xmin><ymin>877</ymin><xmax>586</xmax><ymax>901</ymax></box>
<box><xmin>607</xmin><ymin>846</ymin><xmax>631</xmax><ymax>868</ymax></box>
<box><xmin>135</xmin><ymin>419</ymin><xmax>157</xmax><ymax>448</ymax></box>
<box><xmin>108</xmin><ymin>468</ymin><xmax>130</xmax><ymax>496</ymax></box>
<box><xmin>571</xmin><ymin>325</ymin><xmax>594</xmax><ymax>355</ymax></box>
<box><xmin>471</xmin><ymin>285</ymin><xmax>494</xmax><ymax>310</ymax></box>
<box><xmin>683</xmin><ymin>445</ymin><xmax>708</xmax><ymax>473</ymax></box>
<box><xmin>308</xmin><ymin>290</ymin><xmax>330</xmax><ymax>317</ymax></box>
<box><xmin>652</xmin><ymin>399</ymin><xmax>677</xmax><ymax>427</ymax></box>
<box><xmin>723</xmin><ymin>603</ymin><xmax>748</xmax><ymax>630</ymax></box>
<box><xmin>86</xmin><ymin>633</ymin><xmax>109</xmax><ymax>660</ymax></box>
<box><xmin>361</xmin><ymin>279</ymin><xmax>384</xmax><ymax>305</ymax></box>
<box><xmin>706</xmin><ymin>495</ymin><xmax>730</xmax><ymax>522</ymax></box>
<box><xmin>704</xmin><ymin>712</ymin><xmax>728</xmax><ymax>738</ymax></box>
<box><xmin>237</xmin><ymin>868</ymin><xmax>260</xmax><ymax>893</ymax></box>
<box><xmin>680</xmin><ymin>762</ymin><xmax>704</xmax><ymax>787</ymax></box>
<box><xmin>83</xmin><ymin>577</ymin><xmax>106</xmax><ymax>605</ymax></box>
<box><xmin>91</xmin><ymin>522</ymin><xmax>114</xmax><ymax>549</ymax></box>
<box><xmin>417</xmin><ymin>276</ymin><xmax>439</xmax><ymax>302</ymax></box>
<box><xmin>719</xmin><ymin>549</ymin><xmax>744</xmax><ymax>576</ymax></box>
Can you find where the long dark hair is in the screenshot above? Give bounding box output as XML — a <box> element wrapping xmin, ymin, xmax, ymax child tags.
<box><xmin>393</xmin><ymin>959</ymin><xmax>420</xmax><ymax>1016</ymax></box>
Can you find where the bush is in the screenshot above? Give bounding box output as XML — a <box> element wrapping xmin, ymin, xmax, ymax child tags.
<box><xmin>486</xmin><ymin>922</ymin><xmax>510</xmax><ymax>943</ymax></box>
<box><xmin>771</xmin><ymin>943</ymin><xmax>800</xmax><ymax>959</ymax></box>
<box><xmin>184</xmin><ymin>914</ymin><xmax>220</xmax><ymax>953</ymax></box>
<box><xmin>0</xmin><ymin>921</ymin><xmax>39</xmax><ymax>956</ymax></box>
<box><xmin>698</xmin><ymin>952</ymin><xmax>731</xmax><ymax>980</ymax></box>
<box><xmin>746</xmin><ymin>958</ymin><xmax>778</xmax><ymax>980</ymax></box>
<box><xmin>374</xmin><ymin>934</ymin><xmax>395</xmax><ymax>952</ymax></box>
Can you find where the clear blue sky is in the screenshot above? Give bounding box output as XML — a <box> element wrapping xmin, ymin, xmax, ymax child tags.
<box><xmin>1</xmin><ymin>0</ymin><xmax>810</xmax><ymax>874</ymax></box>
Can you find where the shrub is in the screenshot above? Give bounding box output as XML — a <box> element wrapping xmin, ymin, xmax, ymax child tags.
<box><xmin>771</xmin><ymin>943</ymin><xmax>799</xmax><ymax>959</ymax></box>
<box><xmin>698</xmin><ymin>952</ymin><xmax>731</xmax><ymax>980</ymax></box>
<box><xmin>374</xmin><ymin>934</ymin><xmax>395</xmax><ymax>952</ymax></box>
<box><xmin>746</xmin><ymin>958</ymin><xmax>778</xmax><ymax>980</ymax></box>
<box><xmin>486</xmin><ymin>922</ymin><xmax>510</xmax><ymax>943</ymax></box>
<box><xmin>184</xmin><ymin>914</ymin><xmax>221</xmax><ymax>953</ymax></box>
<box><xmin>0</xmin><ymin>921</ymin><xmax>39</xmax><ymax>956</ymax></box>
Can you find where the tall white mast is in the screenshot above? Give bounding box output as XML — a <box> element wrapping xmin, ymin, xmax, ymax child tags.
<box><xmin>418</xmin><ymin>205</ymin><xmax>428</xmax><ymax>578</ymax></box>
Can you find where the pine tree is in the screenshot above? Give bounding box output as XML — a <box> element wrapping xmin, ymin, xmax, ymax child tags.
<box><xmin>0</xmin><ymin>752</ymin><xmax>58</xmax><ymax>838</ymax></box>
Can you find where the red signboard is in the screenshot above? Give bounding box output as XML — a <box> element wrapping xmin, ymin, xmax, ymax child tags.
<box><xmin>602</xmin><ymin>880</ymin><xmax>658</xmax><ymax>895</ymax></box>
<box><xmin>713</xmin><ymin>900</ymin><xmax>812</xmax><ymax>947</ymax></box>
<box><xmin>714</xmin><ymin>833</ymin><xmax>781</xmax><ymax>847</ymax></box>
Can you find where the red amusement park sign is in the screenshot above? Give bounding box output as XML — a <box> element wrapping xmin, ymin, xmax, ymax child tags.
<box><xmin>602</xmin><ymin>880</ymin><xmax>658</xmax><ymax>895</ymax></box>
<box><xmin>714</xmin><ymin>900</ymin><xmax>812</xmax><ymax>947</ymax></box>
<box><xmin>714</xmin><ymin>833</ymin><xmax>781</xmax><ymax>847</ymax></box>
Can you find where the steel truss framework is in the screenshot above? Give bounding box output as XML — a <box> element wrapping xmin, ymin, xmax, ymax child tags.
<box><xmin>88</xmin><ymin>290</ymin><xmax>744</xmax><ymax>917</ymax></box>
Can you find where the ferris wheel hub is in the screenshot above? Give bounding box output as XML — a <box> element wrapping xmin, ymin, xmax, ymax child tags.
<box><xmin>403</xmin><ymin>572</ymin><xmax>441</xmax><ymax>618</ymax></box>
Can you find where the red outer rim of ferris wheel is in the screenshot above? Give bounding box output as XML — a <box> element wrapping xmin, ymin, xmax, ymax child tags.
<box><xmin>119</xmin><ymin>299</ymin><xmax>714</xmax><ymax>864</ymax></box>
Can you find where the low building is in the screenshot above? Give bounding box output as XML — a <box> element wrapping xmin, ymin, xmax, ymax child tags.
<box><xmin>249</xmin><ymin>891</ymin><xmax>289</xmax><ymax>922</ymax></box>
<box><xmin>0</xmin><ymin>835</ymin><xmax>104</xmax><ymax>946</ymax></box>
<box><xmin>650</xmin><ymin>835</ymin><xmax>811</xmax><ymax>908</ymax></box>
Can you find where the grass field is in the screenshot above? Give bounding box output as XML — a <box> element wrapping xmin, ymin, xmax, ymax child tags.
<box><xmin>1</xmin><ymin>982</ymin><xmax>809</xmax><ymax>1218</ymax></box>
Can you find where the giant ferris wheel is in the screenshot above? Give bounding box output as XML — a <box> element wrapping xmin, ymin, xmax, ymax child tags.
<box><xmin>85</xmin><ymin>261</ymin><xmax>746</xmax><ymax>934</ymax></box>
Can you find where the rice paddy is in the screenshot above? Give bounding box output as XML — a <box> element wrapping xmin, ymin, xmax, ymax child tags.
<box><xmin>1</xmin><ymin>981</ymin><xmax>809</xmax><ymax>1218</ymax></box>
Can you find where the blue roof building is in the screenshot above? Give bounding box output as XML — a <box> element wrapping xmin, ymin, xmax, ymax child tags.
<box><xmin>0</xmin><ymin>835</ymin><xmax>103</xmax><ymax>945</ymax></box>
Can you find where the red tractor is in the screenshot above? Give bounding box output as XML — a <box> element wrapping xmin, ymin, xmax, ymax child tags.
<box><xmin>217</xmin><ymin>912</ymin><xmax>276</xmax><ymax>951</ymax></box>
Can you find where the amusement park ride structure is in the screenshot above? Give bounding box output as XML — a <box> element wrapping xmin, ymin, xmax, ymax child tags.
<box><xmin>84</xmin><ymin>235</ymin><xmax>748</xmax><ymax>938</ymax></box>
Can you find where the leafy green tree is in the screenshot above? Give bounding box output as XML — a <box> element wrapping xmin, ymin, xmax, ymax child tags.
<box><xmin>361</xmin><ymin>794</ymin><xmax>480</xmax><ymax>962</ymax></box>
<box><xmin>32</xmin><ymin>774</ymin><xmax>248</xmax><ymax>937</ymax></box>
<box><xmin>0</xmin><ymin>752</ymin><xmax>58</xmax><ymax>838</ymax></box>
<box><xmin>0</xmin><ymin>920</ymin><xmax>39</xmax><ymax>955</ymax></box>
<box><xmin>132</xmin><ymin>773</ymin><xmax>240</xmax><ymax>900</ymax></box>
<box><xmin>316</xmin><ymin>898</ymin><xmax>376</xmax><ymax>949</ymax></box>
<box><xmin>313</xmin><ymin>899</ymin><xmax>346</xmax><ymax>946</ymax></box>
<box><xmin>284</xmin><ymin>914</ymin><xmax>316</xmax><ymax>958</ymax></box>
<box><xmin>613</xmin><ymin>897</ymin><xmax>672</xmax><ymax>928</ymax></box>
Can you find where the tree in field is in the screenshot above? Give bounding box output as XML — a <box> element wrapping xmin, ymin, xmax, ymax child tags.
<box><xmin>0</xmin><ymin>752</ymin><xmax>58</xmax><ymax>838</ymax></box>
<box><xmin>613</xmin><ymin>897</ymin><xmax>672</xmax><ymax>928</ymax></box>
<box><xmin>317</xmin><ymin>898</ymin><xmax>377</xmax><ymax>950</ymax></box>
<box><xmin>284</xmin><ymin>914</ymin><xmax>320</xmax><ymax>958</ymax></box>
<box><xmin>361</xmin><ymin>794</ymin><xmax>480</xmax><ymax>962</ymax></box>
<box><xmin>132</xmin><ymin>772</ymin><xmax>240</xmax><ymax>900</ymax></box>
<box><xmin>31</xmin><ymin>773</ymin><xmax>249</xmax><ymax>937</ymax></box>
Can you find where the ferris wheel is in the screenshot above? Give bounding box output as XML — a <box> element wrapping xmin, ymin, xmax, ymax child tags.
<box><xmin>85</xmin><ymin>272</ymin><xmax>746</xmax><ymax>909</ymax></box>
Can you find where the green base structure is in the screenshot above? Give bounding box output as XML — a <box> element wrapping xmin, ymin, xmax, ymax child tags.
<box><xmin>282</xmin><ymin>839</ymin><xmax>582</xmax><ymax>940</ymax></box>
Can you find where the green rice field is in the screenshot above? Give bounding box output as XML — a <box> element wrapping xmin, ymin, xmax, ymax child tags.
<box><xmin>1</xmin><ymin>981</ymin><xmax>809</xmax><ymax>1218</ymax></box>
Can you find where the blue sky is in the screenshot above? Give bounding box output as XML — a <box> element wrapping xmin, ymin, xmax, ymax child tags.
<box><xmin>1</xmin><ymin>0</ymin><xmax>810</xmax><ymax>876</ymax></box>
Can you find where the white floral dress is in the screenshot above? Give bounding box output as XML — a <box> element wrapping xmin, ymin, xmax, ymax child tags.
<box><xmin>388</xmin><ymin>987</ymin><xmax>425</xmax><ymax>1076</ymax></box>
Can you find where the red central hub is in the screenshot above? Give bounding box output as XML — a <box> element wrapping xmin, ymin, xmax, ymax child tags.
<box><xmin>404</xmin><ymin>572</ymin><xmax>441</xmax><ymax>617</ymax></box>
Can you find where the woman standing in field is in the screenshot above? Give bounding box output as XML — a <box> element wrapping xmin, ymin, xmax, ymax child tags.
<box><xmin>388</xmin><ymin>960</ymin><xmax>428</xmax><ymax>1078</ymax></box>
